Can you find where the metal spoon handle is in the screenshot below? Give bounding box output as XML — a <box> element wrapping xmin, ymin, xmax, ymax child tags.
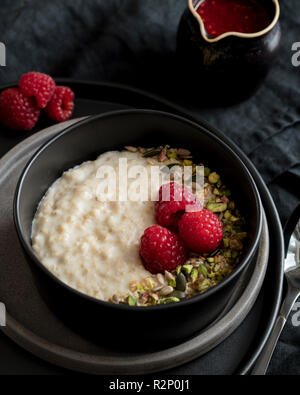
<box><xmin>252</xmin><ymin>287</ymin><xmax>300</xmax><ymax>375</ymax></box>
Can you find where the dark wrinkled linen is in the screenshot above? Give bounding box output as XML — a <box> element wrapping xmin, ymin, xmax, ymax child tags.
<box><xmin>0</xmin><ymin>0</ymin><xmax>299</xmax><ymax>375</ymax></box>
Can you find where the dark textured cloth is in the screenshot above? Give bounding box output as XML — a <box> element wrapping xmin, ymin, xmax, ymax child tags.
<box><xmin>0</xmin><ymin>0</ymin><xmax>299</xmax><ymax>375</ymax></box>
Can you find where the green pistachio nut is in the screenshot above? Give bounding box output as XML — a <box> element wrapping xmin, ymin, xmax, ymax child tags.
<box><xmin>168</xmin><ymin>278</ymin><xmax>176</xmax><ymax>288</ymax></box>
<box><xmin>204</xmin><ymin>167</ymin><xmax>211</xmax><ymax>177</ymax></box>
<box><xmin>191</xmin><ymin>268</ymin><xmax>198</xmax><ymax>282</ymax></box>
<box><xmin>182</xmin><ymin>264</ymin><xmax>193</xmax><ymax>275</ymax></box>
<box><xmin>198</xmin><ymin>279</ymin><xmax>211</xmax><ymax>292</ymax></box>
<box><xmin>208</xmin><ymin>172</ymin><xmax>220</xmax><ymax>184</ymax></box>
<box><xmin>159</xmin><ymin>297</ymin><xmax>180</xmax><ymax>305</ymax></box>
<box><xmin>207</xmin><ymin>202</ymin><xmax>227</xmax><ymax>213</ymax></box>
<box><xmin>167</xmin><ymin>152</ymin><xmax>177</xmax><ymax>159</ymax></box>
<box><xmin>199</xmin><ymin>264</ymin><xmax>208</xmax><ymax>277</ymax></box>
<box><xmin>128</xmin><ymin>295</ymin><xmax>138</xmax><ymax>306</ymax></box>
<box><xmin>183</xmin><ymin>159</ymin><xmax>193</xmax><ymax>166</ymax></box>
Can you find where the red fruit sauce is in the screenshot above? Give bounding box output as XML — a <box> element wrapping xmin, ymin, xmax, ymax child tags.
<box><xmin>196</xmin><ymin>0</ymin><xmax>272</xmax><ymax>37</ymax></box>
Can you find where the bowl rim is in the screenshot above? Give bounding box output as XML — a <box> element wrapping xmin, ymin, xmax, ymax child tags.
<box><xmin>14</xmin><ymin>109</ymin><xmax>263</xmax><ymax>312</ymax></box>
<box><xmin>188</xmin><ymin>0</ymin><xmax>280</xmax><ymax>43</ymax></box>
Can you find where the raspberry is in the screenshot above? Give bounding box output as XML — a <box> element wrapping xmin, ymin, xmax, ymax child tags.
<box><xmin>155</xmin><ymin>200</ymin><xmax>185</xmax><ymax>231</ymax></box>
<box><xmin>178</xmin><ymin>210</ymin><xmax>223</xmax><ymax>254</ymax></box>
<box><xmin>158</xmin><ymin>182</ymin><xmax>195</xmax><ymax>205</ymax></box>
<box><xmin>45</xmin><ymin>86</ymin><xmax>75</xmax><ymax>122</ymax></box>
<box><xmin>140</xmin><ymin>225</ymin><xmax>188</xmax><ymax>274</ymax></box>
<box><xmin>19</xmin><ymin>72</ymin><xmax>56</xmax><ymax>109</ymax></box>
<box><xmin>0</xmin><ymin>88</ymin><xmax>40</xmax><ymax>131</ymax></box>
<box><xmin>155</xmin><ymin>183</ymin><xmax>202</xmax><ymax>230</ymax></box>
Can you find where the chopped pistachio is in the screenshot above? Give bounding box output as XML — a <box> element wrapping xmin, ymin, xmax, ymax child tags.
<box><xmin>165</xmin><ymin>271</ymin><xmax>175</xmax><ymax>282</ymax></box>
<box><xmin>159</xmin><ymin>297</ymin><xmax>180</xmax><ymax>304</ymax></box>
<box><xmin>167</xmin><ymin>151</ymin><xmax>177</xmax><ymax>159</ymax></box>
<box><xmin>207</xmin><ymin>202</ymin><xmax>227</xmax><ymax>213</ymax></box>
<box><xmin>168</xmin><ymin>278</ymin><xmax>176</xmax><ymax>288</ymax></box>
<box><xmin>208</xmin><ymin>172</ymin><xmax>220</xmax><ymax>184</ymax></box>
<box><xmin>230</xmin><ymin>215</ymin><xmax>239</xmax><ymax>222</ymax></box>
<box><xmin>182</xmin><ymin>264</ymin><xmax>193</xmax><ymax>275</ymax></box>
<box><xmin>223</xmin><ymin>238</ymin><xmax>229</xmax><ymax>248</ymax></box>
<box><xmin>146</xmin><ymin>278</ymin><xmax>154</xmax><ymax>289</ymax></box>
<box><xmin>151</xmin><ymin>293</ymin><xmax>159</xmax><ymax>301</ymax></box>
<box><xmin>198</xmin><ymin>279</ymin><xmax>211</xmax><ymax>292</ymax></box>
<box><xmin>215</xmin><ymin>273</ymin><xmax>223</xmax><ymax>282</ymax></box>
<box><xmin>207</xmin><ymin>257</ymin><xmax>215</xmax><ymax>263</ymax></box>
<box><xmin>214</xmin><ymin>264</ymin><xmax>220</xmax><ymax>272</ymax></box>
<box><xmin>199</xmin><ymin>264</ymin><xmax>208</xmax><ymax>277</ymax></box>
<box><xmin>191</xmin><ymin>268</ymin><xmax>198</xmax><ymax>282</ymax></box>
<box><xmin>128</xmin><ymin>295</ymin><xmax>138</xmax><ymax>306</ymax></box>
<box><xmin>224</xmin><ymin>210</ymin><xmax>231</xmax><ymax>220</ymax></box>
<box><xmin>176</xmin><ymin>266</ymin><xmax>182</xmax><ymax>275</ymax></box>
<box><xmin>213</xmin><ymin>188</ymin><xmax>220</xmax><ymax>195</ymax></box>
<box><xmin>204</xmin><ymin>167</ymin><xmax>211</xmax><ymax>177</ymax></box>
<box><xmin>183</xmin><ymin>159</ymin><xmax>193</xmax><ymax>166</ymax></box>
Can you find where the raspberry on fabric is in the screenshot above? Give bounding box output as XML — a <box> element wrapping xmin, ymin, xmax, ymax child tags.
<box><xmin>45</xmin><ymin>86</ymin><xmax>75</xmax><ymax>122</ymax></box>
<box><xmin>140</xmin><ymin>225</ymin><xmax>188</xmax><ymax>274</ymax></box>
<box><xmin>0</xmin><ymin>88</ymin><xmax>40</xmax><ymax>131</ymax></box>
<box><xmin>178</xmin><ymin>209</ymin><xmax>223</xmax><ymax>254</ymax></box>
<box><xmin>19</xmin><ymin>72</ymin><xmax>56</xmax><ymax>109</ymax></box>
<box><xmin>155</xmin><ymin>182</ymin><xmax>202</xmax><ymax>230</ymax></box>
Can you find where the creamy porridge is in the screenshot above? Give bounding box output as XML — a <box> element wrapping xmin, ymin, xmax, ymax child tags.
<box><xmin>32</xmin><ymin>150</ymin><xmax>161</xmax><ymax>301</ymax></box>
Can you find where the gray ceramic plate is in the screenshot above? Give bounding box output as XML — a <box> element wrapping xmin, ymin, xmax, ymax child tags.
<box><xmin>0</xmin><ymin>119</ymin><xmax>269</xmax><ymax>375</ymax></box>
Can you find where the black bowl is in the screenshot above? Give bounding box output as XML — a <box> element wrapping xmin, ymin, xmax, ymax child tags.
<box><xmin>14</xmin><ymin>110</ymin><xmax>262</xmax><ymax>349</ymax></box>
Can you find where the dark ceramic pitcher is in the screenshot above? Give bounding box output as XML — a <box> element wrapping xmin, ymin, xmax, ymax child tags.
<box><xmin>177</xmin><ymin>0</ymin><xmax>281</xmax><ymax>104</ymax></box>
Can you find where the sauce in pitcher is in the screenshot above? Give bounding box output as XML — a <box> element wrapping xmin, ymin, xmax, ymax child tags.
<box><xmin>196</xmin><ymin>0</ymin><xmax>272</xmax><ymax>37</ymax></box>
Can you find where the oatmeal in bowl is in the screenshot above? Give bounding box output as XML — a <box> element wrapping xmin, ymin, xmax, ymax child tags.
<box><xmin>32</xmin><ymin>145</ymin><xmax>247</xmax><ymax>307</ymax></box>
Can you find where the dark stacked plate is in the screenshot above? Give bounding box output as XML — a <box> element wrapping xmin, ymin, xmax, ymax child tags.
<box><xmin>0</xmin><ymin>81</ymin><xmax>284</xmax><ymax>375</ymax></box>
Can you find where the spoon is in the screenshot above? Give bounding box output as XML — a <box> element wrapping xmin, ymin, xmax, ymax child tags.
<box><xmin>252</xmin><ymin>204</ymin><xmax>300</xmax><ymax>375</ymax></box>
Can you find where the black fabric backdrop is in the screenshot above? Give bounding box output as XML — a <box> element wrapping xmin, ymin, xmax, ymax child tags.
<box><xmin>0</xmin><ymin>0</ymin><xmax>299</xmax><ymax>375</ymax></box>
